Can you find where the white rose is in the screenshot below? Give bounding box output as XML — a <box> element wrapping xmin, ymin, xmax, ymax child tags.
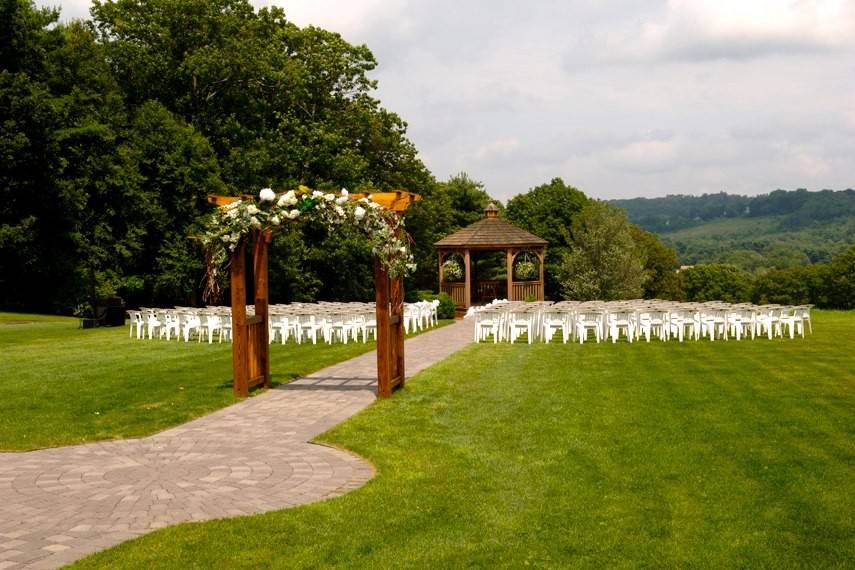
<box><xmin>324</xmin><ymin>193</ymin><xmax>335</xmax><ymax>202</ymax></box>
<box><xmin>226</xmin><ymin>209</ymin><xmax>239</xmax><ymax>218</ymax></box>
<box><xmin>247</xmin><ymin>204</ymin><xmax>259</xmax><ymax>215</ymax></box>
<box><xmin>399</xmin><ymin>246</ymin><xmax>407</xmax><ymax>253</ymax></box>
<box><xmin>250</xmin><ymin>216</ymin><xmax>261</xmax><ymax>229</ymax></box>
<box><xmin>259</xmin><ymin>188</ymin><xmax>275</xmax><ymax>202</ymax></box>
<box><xmin>288</xmin><ymin>209</ymin><xmax>300</xmax><ymax>219</ymax></box>
<box><xmin>334</xmin><ymin>205</ymin><xmax>345</xmax><ymax>217</ymax></box>
<box><xmin>312</xmin><ymin>190</ymin><xmax>324</xmax><ymax>198</ymax></box>
<box><xmin>354</xmin><ymin>206</ymin><xmax>366</xmax><ymax>221</ymax></box>
<box><xmin>341</xmin><ymin>188</ymin><xmax>348</xmax><ymax>197</ymax></box>
<box><xmin>270</xmin><ymin>215</ymin><xmax>281</xmax><ymax>226</ymax></box>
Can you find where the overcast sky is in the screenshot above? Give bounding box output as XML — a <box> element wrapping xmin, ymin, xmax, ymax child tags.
<box><xmin>39</xmin><ymin>0</ymin><xmax>855</xmax><ymax>201</ymax></box>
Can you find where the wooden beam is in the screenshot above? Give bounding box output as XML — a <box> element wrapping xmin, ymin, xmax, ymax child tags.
<box><xmin>231</xmin><ymin>242</ymin><xmax>248</xmax><ymax>398</ymax></box>
<box><xmin>252</xmin><ymin>230</ymin><xmax>271</xmax><ymax>390</ymax></box>
<box><xmin>391</xmin><ymin>273</ymin><xmax>405</xmax><ymax>393</ymax></box>
<box><xmin>349</xmin><ymin>191</ymin><xmax>422</xmax><ymax>212</ymax></box>
<box><xmin>209</xmin><ymin>190</ymin><xmax>422</xmax><ymax>213</ymax></box>
<box><xmin>375</xmin><ymin>258</ymin><xmax>392</xmax><ymax>398</ymax></box>
<box><xmin>208</xmin><ymin>195</ymin><xmax>245</xmax><ymax>207</ymax></box>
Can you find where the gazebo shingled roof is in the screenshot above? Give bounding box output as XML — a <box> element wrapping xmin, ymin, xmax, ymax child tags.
<box><xmin>434</xmin><ymin>210</ymin><xmax>547</xmax><ymax>249</ymax></box>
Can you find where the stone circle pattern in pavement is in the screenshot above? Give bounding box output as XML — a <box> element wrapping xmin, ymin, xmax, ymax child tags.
<box><xmin>0</xmin><ymin>320</ymin><xmax>473</xmax><ymax>569</ymax></box>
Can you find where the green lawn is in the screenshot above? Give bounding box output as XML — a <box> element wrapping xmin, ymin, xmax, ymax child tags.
<box><xmin>0</xmin><ymin>313</ymin><xmax>449</xmax><ymax>451</ymax></box>
<box><xmin>74</xmin><ymin>310</ymin><xmax>855</xmax><ymax>568</ymax></box>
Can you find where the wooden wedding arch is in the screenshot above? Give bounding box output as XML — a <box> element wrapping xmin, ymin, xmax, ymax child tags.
<box><xmin>208</xmin><ymin>191</ymin><xmax>421</xmax><ymax>399</ymax></box>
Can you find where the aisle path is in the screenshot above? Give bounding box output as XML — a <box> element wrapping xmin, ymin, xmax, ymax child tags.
<box><xmin>0</xmin><ymin>320</ymin><xmax>473</xmax><ymax>569</ymax></box>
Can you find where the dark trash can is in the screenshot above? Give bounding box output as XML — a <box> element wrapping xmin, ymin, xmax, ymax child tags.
<box><xmin>95</xmin><ymin>297</ymin><xmax>126</xmax><ymax>327</ymax></box>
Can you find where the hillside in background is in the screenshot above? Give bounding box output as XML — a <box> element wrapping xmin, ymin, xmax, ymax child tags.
<box><xmin>613</xmin><ymin>189</ymin><xmax>855</xmax><ymax>270</ymax></box>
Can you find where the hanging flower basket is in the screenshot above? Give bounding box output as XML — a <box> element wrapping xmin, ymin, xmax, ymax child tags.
<box><xmin>199</xmin><ymin>186</ymin><xmax>416</xmax><ymax>302</ymax></box>
<box><xmin>514</xmin><ymin>257</ymin><xmax>538</xmax><ymax>281</ymax></box>
<box><xmin>442</xmin><ymin>258</ymin><xmax>464</xmax><ymax>282</ymax></box>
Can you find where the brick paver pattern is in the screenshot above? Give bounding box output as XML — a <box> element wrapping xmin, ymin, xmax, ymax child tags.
<box><xmin>0</xmin><ymin>320</ymin><xmax>473</xmax><ymax>569</ymax></box>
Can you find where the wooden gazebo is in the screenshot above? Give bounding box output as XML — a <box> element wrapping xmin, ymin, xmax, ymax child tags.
<box><xmin>435</xmin><ymin>204</ymin><xmax>547</xmax><ymax>312</ymax></box>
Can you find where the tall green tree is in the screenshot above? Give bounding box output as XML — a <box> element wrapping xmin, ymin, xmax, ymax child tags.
<box><xmin>558</xmin><ymin>201</ymin><xmax>647</xmax><ymax>301</ymax></box>
<box><xmin>680</xmin><ymin>264</ymin><xmax>753</xmax><ymax>303</ymax></box>
<box><xmin>406</xmin><ymin>172</ymin><xmax>497</xmax><ymax>291</ymax></box>
<box><xmin>629</xmin><ymin>225</ymin><xmax>683</xmax><ymax>300</ymax></box>
<box><xmin>0</xmin><ymin>1</ymin><xmax>74</xmax><ymax>310</ymax></box>
<box><xmin>505</xmin><ymin>178</ymin><xmax>588</xmax><ymax>298</ymax></box>
<box><xmin>2</xmin><ymin>0</ymin><xmax>439</xmax><ymax>310</ymax></box>
<box><xmin>828</xmin><ymin>244</ymin><xmax>855</xmax><ymax>309</ymax></box>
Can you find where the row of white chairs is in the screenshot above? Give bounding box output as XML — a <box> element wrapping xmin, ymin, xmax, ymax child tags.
<box><xmin>468</xmin><ymin>300</ymin><xmax>814</xmax><ymax>344</ymax></box>
<box><xmin>127</xmin><ymin>300</ymin><xmax>440</xmax><ymax>345</ymax></box>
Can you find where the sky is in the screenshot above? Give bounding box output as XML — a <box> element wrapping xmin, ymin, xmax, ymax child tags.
<box><xmin>39</xmin><ymin>0</ymin><xmax>855</xmax><ymax>201</ymax></box>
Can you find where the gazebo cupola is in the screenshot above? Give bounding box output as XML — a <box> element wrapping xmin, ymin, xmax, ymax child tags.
<box><xmin>434</xmin><ymin>204</ymin><xmax>547</xmax><ymax>312</ymax></box>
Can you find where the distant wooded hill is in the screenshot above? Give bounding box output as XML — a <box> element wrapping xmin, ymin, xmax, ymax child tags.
<box><xmin>612</xmin><ymin>189</ymin><xmax>855</xmax><ymax>269</ymax></box>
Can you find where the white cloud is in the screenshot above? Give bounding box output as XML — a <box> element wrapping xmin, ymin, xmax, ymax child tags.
<box><xmin>261</xmin><ymin>0</ymin><xmax>411</xmax><ymax>39</ymax></box>
<box><xmin>473</xmin><ymin>138</ymin><xmax>521</xmax><ymax>161</ymax></box>
<box><xmin>33</xmin><ymin>0</ymin><xmax>855</xmax><ymax>199</ymax></box>
<box><xmin>624</xmin><ymin>0</ymin><xmax>855</xmax><ymax>62</ymax></box>
<box><xmin>611</xmin><ymin>137</ymin><xmax>680</xmax><ymax>173</ymax></box>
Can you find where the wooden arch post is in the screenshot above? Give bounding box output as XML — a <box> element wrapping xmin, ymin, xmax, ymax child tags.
<box><xmin>375</xmin><ymin>257</ymin><xmax>405</xmax><ymax>398</ymax></box>
<box><xmin>230</xmin><ymin>229</ymin><xmax>271</xmax><ymax>398</ymax></box>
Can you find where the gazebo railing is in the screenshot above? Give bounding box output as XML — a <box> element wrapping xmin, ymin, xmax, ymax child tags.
<box><xmin>476</xmin><ymin>280</ymin><xmax>506</xmax><ymax>303</ymax></box>
<box><xmin>442</xmin><ymin>282</ymin><xmax>466</xmax><ymax>307</ymax></box>
<box><xmin>511</xmin><ymin>281</ymin><xmax>542</xmax><ymax>302</ymax></box>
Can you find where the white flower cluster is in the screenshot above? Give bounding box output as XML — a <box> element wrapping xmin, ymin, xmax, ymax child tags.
<box><xmin>201</xmin><ymin>186</ymin><xmax>416</xmax><ymax>293</ymax></box>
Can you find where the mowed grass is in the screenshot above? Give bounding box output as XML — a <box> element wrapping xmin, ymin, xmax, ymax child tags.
<box><xmin>75</xmin><ymin>311</ymin><xmax>855</xmax><ymax>568</ymax></box>
<box><xmin>0</xmin><ymin>313</ymin><xmax>450</xmax><ymax>451</ymax></box>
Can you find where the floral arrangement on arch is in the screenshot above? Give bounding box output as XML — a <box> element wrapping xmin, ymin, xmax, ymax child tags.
<box><xmin>200</xmin><ymin>186</ymin><xmax>415</xmax><ymax>302</ymax></box>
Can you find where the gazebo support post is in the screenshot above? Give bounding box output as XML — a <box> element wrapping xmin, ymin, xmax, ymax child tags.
<box><xmin>538</xmin><ymin>248</ymin><xmax>545</xmax><ymax>301</ymax></box>
<box><xmin>463</xmin><ymin>248</ymin><xmax>471</xmax><ymax>308</ymax></box>
<box><xmin>506</xmin><ymin>248</ymin><xmax>513</xmax><ymax>301</ymax></box>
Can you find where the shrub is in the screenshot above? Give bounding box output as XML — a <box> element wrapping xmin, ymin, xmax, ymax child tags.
<box><xmin>680</xmin><ymin>264</ymin><xmax>753</xmax><ymax>303</ymax></box>
<box><xmin>752</xmin><ymin>267</ymin><xmax>813</xmax><ymax>305</ymax></box>
<box><xmin>412</xmin><ymin>291</ymin><xmax>456</xmax><ymax>319</ymax></box>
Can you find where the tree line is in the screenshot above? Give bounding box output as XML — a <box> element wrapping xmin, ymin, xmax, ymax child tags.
<box><xmin>613</xmin><ymin>189</ymin><xmax>855</xmax><ymax>234</ymax></box>
<box><xmin>2</xmin><ymin>1</ymin><xmax>851</xmax><ymax>314</ymax></box>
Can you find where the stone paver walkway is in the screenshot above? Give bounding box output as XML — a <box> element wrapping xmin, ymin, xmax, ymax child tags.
<box><xmin>0</xmin><ymin>320</ymin><xmax>473</xmax><ymax>569</ymax></box>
